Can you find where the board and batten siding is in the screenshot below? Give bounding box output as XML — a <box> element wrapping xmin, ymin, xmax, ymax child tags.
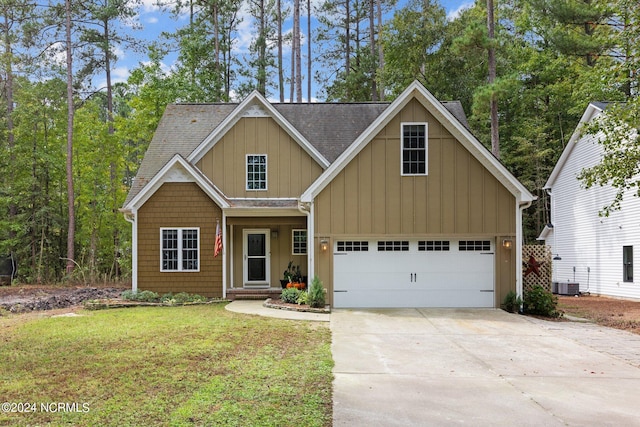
<box><xmin>313</xmin><ymin>99</ymin><xmax>517</xmax><ymax>306</ymax></box>
<box><xmin>314</xmin><ymin>99</ymin><xmax>516</xmax><ymax>237</ymax></box>
<box><xmin>137</xmin><ymin>182</ymin><xmax>223</xmax><ymax>298</ymax></box>
<box><xmin>550</xmin><ymin>132</ymin><xmax>640</xmax><ymax>299</ymax></box>
<box><xmin>196</xmin><ymin>117</ymin><xmax>324</xmax><ymax>198</ymax></box>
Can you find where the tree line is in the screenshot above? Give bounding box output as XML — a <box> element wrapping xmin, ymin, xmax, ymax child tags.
<box><xmin>1</xmin><ymin>0</ymin><xmax>638</xmax><ymax>283</ymax></box>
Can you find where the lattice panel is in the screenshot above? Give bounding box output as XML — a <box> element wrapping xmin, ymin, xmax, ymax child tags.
<box><xmin>522</xmin><ymin>245</ymin><xmax>552</xmax><ymax>292</ymax></box>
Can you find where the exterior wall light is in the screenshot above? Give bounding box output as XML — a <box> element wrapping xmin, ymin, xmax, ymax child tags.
<box><xmin>320</xmin><ymin>239</ymin><xmax>329</xmax><ymax>252</ymax></box>
<box><xmin>502</xmin><ymin>239</ymin><xmax>513</xmax><ymax>249</ymax></box>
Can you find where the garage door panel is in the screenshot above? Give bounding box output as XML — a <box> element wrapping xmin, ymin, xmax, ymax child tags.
<box><xmin>333</xmin><ymin>289</ymin><xmax>495</xmax><ymax>308</ymax></box>
<box><xmin>333</xmin><ymin>239</ymin><xmax>495</xmax><ymax>308</ymax></box>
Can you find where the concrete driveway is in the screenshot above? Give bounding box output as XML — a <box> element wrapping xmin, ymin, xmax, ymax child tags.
<box><xmin>331</xmin><ymin>308</ymin><xmax>640</xmax><ymax>426</ymax></box>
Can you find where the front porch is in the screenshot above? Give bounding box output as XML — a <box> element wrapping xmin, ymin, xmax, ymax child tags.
<box><xmin>224</xmin><ymin>213</ymin><xmax>309</xmax><ymax>294</ymax></box>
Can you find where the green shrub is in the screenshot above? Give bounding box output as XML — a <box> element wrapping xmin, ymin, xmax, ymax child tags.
<box><xmin>502</xmin><ymin>290</ymin><xmax>522</xmax><ymax>313</ymax></box>
<box><xmin>120</xmin><ymin>290</ymin><xmax>136</xmax><ymax>301</ymax></box>
<box><xmin>296</xmin><ymin>291</ymin><xmax>309</xmax><ymax>305</ymax></box>
<box><xmin>523</xmin><ymin>285</ymin><xmax>561</xmax><ymax>318</ymax></box>
<box><xmin>120</xmin><ymin>290</ymin><xmax>160</xmax><ymax>302</ymax></box>
<box><xmin>281</xmin><ymin>288</ymin><xmax>301</xmax><ymax>304</ymax></box>
<box><xmin>308</xmin><ymin>275</ymin><xmax>326</xmax><ymax>308</ymax></box>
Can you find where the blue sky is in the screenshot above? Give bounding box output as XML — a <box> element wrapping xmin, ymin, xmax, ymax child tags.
<box><xmin>105</xmin><ymin>0</ymin><xmax>474</xmax><ymax>100</ymax></box>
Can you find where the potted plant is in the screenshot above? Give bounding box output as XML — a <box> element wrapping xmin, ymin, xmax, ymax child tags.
<box><xmin>281</xmin><ymin>261</ymin><xmax>295</xmax><ymax>288</ymax></box>
<box><xmin>281</xmin><ymin>261</ymin><xmax>305</xmax><ymax>289</ymax></box>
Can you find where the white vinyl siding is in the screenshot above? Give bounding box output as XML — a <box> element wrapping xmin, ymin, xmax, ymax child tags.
<box><xmin>550</xmin><ymin>129</ymin><xmax>640</xmax><ymax>298</ymax></box>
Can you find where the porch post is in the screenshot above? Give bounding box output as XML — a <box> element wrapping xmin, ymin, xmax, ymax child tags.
<box><xmin>222</xmin><ymin>212</ymin><xmax>227</xmax><ymax>299</ymax></box>
<box><xmin>307</xmin><ymin>201</ymin><xmax>315</xmax><ymax>285</ymax></box>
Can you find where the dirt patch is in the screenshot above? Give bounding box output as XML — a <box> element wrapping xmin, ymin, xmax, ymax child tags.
<box><xmin>558</xmin><ymin>294</ymin><xmax>640</xmax><ymax>335</ymax></box>
<box><xmin>0</xmin><ymin>284</ymin><xmax>128</xmax><ymax>313</ymax></box>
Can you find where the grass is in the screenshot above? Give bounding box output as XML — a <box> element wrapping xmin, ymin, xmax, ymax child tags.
<box><xmin>0</xmin><ymin>304</ymin><xmax>333</xmax><ymax>426</ymax></box>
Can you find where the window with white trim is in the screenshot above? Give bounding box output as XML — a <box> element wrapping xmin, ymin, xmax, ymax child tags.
<box><xmin>336</xmin><ymin>241</ymin><xmax>369</xmax><ymax>252</ymax></box>
<box><xmin>623</xmin><ymin>246</ymin><xmax>633</xmax><ymax>282</ymax></box>
<box><xmin>459</xmin><ymin>240</ymin><xmax>491</xmax><ymax>251</ymax></box>
<box><xmin>402</xmin><ymin>123</ymin><xmax>427</xmax><ymax>175</ymax></box>
<box><xmin>419</xmin><ymin>241</ymin><xmax>450</xmax><ymax>251</ymax></box>
<box><xmin>247</xmin><ymin>154</ymin><xmax>267</xmax><ymax>190</ymax></box>
<box><xmin>292</xmin><ymin>229</ymin><xmax>307</xmax><ymax>255</ymax></box>
<box><xmin>161</xmin><ymin>228</ymin><xmax>200</xmax><ymax>272</ymax></box>
<box><xmin>378</xmin><ymin>241</ymin><xmax>409</xmax><ymax>251</ymax></box>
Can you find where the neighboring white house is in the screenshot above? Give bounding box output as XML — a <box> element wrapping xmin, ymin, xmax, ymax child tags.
<box><xmin>539</xmin><ymin>102</ymin><xmax>639</xmax><ymax>300</ymax></box>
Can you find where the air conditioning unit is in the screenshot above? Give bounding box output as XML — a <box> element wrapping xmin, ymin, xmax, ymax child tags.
<box><xmin>558</xmin><ymin>282</ymin><xmax>579</xmax><ymax>296</ymax></box>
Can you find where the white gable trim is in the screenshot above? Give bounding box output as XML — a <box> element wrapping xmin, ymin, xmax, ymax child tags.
<box><xmin>187</xmin><ymin>91</ymin><xmax>330</xmax><ymax>169</ymax></box>
<box><xmin>543</xmin><ymin>102</ymin><xmax>605</xmax><ymax>190</ymax></box>
<box><xmin>301</xmin><ymin>81</ymin><xmax>534</xmax><ymax>204</ymax></box>
<box><xmin>123</xmin><ymin>154</ymin><xmax>230</xmax><ymax>211</ymax></box>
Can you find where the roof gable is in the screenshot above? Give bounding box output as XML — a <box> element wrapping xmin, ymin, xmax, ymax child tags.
<box><xmin>123</xmin><ymin>154</ymin><xmax>229</xmax><ymax>212</ymax></box>
<box><xmin>301</xmin><ymin>81</ymin><xmax>534</xmax><ymax>204</ymax></box>
<box><xmin>544</xmin><ymin>102</ymin><xmax>606</xmax><ymax>189</ymax></box>
<box><xmin>187</xmin><ymin>91</ymin><xmax>330</xmax><ymax>168</ymax></box>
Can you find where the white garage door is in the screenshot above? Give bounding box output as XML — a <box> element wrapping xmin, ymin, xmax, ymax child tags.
<box><xmin>333</xmin><ymin>239</ymin><xmax>495</xmax><ymax>308</ymax></box>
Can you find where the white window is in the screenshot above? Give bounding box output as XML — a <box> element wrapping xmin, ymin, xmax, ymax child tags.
<box><xmin>247</xmin><ymin>154</ymin><xmax>267</xmax><ymax>190</ymax></box>
<box><xmin>161</xmin><ymin>228</ymin><xmax>200</xmax><ymax>272</ymax></box>
<box><xmin>336</xmin><ymin>241</ymin><xmax>369</xmax><ymax>252</ymax></box>
<box><xmin>623</xmin><ymin>246</ymin><xmax>633</xmax><ymax>283</ymax></box>
<box><xmin>292</xmin><ymin>229</ymin><xmax>307</xmax><ymax>255</ymax></box>
<box><xmin>401</xmin><ymin>123</ymin><xmax>427</xmax><ymax>175</ymax></box>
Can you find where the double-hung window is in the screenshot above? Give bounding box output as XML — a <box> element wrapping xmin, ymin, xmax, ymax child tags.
<box><xmin>161</xmin><ymin>228</ymin><xmax>200</xmax><ymax>272</ymax></box>
<box><xmin>292</xmin><ymin>229</ymin><xmax>307</xmax><ymax>255</ymax></box>
<box><xmin>623</xmin><ymin>245</ymin><xmax>633</xmax><ymax>282</ymax></box>
<box><xmin>247</xmin><ymin>154</ymin><xmax>267</xmax><ymax>190</ymax></box>
<box><xmin>401</xmin><ymin>123</ymin><xmax>427</xmax><ymax>175</ymax></box>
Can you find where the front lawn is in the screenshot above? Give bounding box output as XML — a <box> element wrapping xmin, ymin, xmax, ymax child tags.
<box><xmin>0</xmin><ymin>304</ymin><xmax>333</xmax><ymax>426</ymax></box>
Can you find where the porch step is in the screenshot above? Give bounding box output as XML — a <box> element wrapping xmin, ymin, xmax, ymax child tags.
<box><xmin>227</xmin><ymin>288</ymin><xmax>283</xmax><ymax>301</ymax></box>
<box><xmin>234</xmin><ymin>294</ymin><xmax>270</xmax><ymax>300</ymax></box>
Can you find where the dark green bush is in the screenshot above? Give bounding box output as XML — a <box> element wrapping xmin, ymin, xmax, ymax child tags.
<box><xmin>281</xmin><ymin>288</ymin><xmax>301</xmax><ymax>304</ymax></box>
<box><xmin>502</xmin><ymin>290</ymin><xmax>522</xmax><ymax>313</ymax></box>
<box><xmin>308</xmin><ymin>275</ymin><xmax>326</xmax><ymax>308</ymax></box>
<box><xmin>523</xmin><ymin>285</ymin><xmax>561</xmax><ymax>318</ymax></box>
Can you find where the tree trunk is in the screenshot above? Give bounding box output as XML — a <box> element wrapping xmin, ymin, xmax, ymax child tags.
<box><xmin>3</xmin><ymin>13</ymin><xmax>17</xmax><ymax>269</ymax></box>
<box><xmin>294</xmin><ymin>0</ymin><xmax>302</xmax><ymax>102</ymax></box>
<box><xmin>278</xmin><ymin>0</ymin><xmax>284</xmax><ymax>102</ymax></box>
<box><xmin>369</xmin><ymin>0</ymin><xmax>377</xmax><ymax>101</ymax></box>
<box><xmin>377</xmin><ymin>0</ymin><xmax>383</xmax><ymax>100</ymax></box>
<box><xmin>487</xmin><ymin>0</ymin><xmax>499</xmax><ymax>159</ymax></box>
<box><xmin>307</xmin><ymin>0</ymin><xmax>311</xmax><ymax>102</ymax></box>
<box><xmin>65</xmin><ymin>0</ymin><xmax>76</xmax><ymax>275</ymax></box>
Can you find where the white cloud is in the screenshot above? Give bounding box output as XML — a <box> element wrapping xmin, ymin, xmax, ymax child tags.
<box><xmin>447</xmin><ymin>1</ymin><xmax>473</xmax><ymax>21</ymax></box>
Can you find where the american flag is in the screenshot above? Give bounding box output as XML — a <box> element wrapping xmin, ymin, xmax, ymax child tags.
<box><xmin>214</xmin><ymin>220</ymin><xmax>223</xmax><ymax>257</ymax></box>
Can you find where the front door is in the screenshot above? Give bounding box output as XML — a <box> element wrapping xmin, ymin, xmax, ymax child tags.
<box><xmin>243</xmin><ymin>229</ymin><xmax>270</xmax><ymax>288</ymax></box>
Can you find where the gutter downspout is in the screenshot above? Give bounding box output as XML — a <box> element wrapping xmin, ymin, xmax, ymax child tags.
<box><xmin>298</xmin><ymin>201</ymin><xmax>313</xmax><ymax>285</ymax></box>
<box><xmin>517</xmin><ymin>198</ymin><xmax>533</xmax><ymax>310</ymax></box>
<box><xmin>122</xmin><ymin>209</ymin><xmax>138</xmax><ymax>293</ymax></box>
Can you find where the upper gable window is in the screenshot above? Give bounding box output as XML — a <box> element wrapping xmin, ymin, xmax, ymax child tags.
<box><xmin>247</xmin><ymin>155</ymin><xmax>267</xmax><ymax>190</ymax></box>
<box><xmin>401</xmin><ymin>123</ymin><xmax>428</xmax><ymax>175</ymax></box>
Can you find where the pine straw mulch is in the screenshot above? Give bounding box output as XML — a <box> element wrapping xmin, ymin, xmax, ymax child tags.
<box><xmin>557</xmin><ymin>294</ymin><xmax>640</xmax><ymax>335</ymax></box>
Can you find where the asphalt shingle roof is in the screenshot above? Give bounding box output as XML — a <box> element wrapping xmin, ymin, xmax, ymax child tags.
<box><xmin>124</xmin><ymin>100</ymin><xmax>469</xmax><ymax>206</ymax></box>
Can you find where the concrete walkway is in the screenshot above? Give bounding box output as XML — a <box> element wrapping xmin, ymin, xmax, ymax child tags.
<box><xmin>331</xmin><ymin>308</ymin><xmax>640</xmax><ymax>426</ymax></box>
<box><xmin>225</xmin><ymin>300</ymin><xmax>330</xmax><ymax>322</ymax></box>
